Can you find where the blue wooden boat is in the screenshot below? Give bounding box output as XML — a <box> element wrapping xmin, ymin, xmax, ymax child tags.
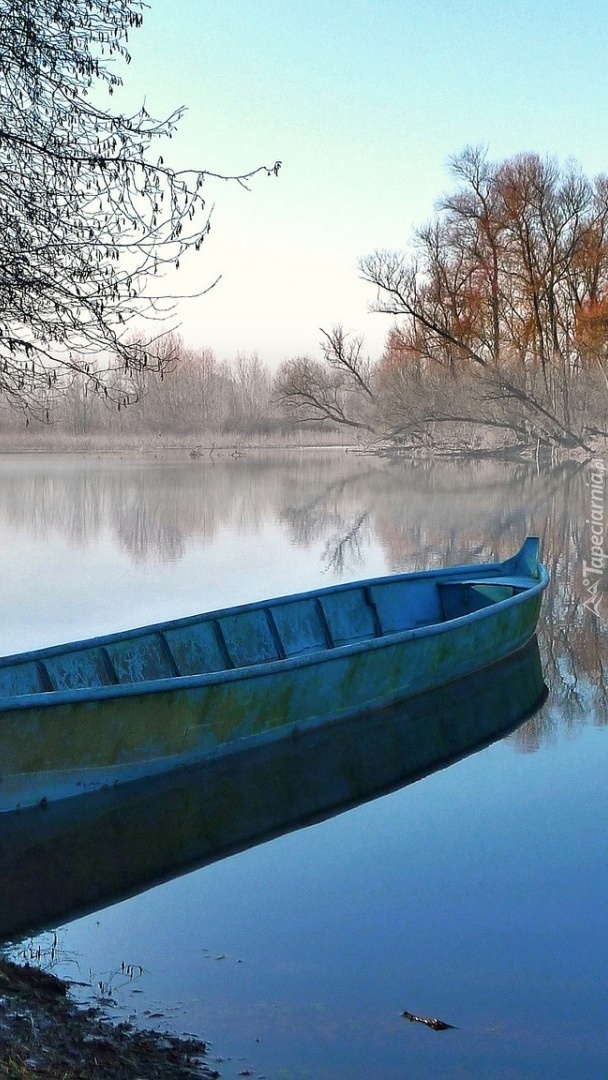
<box><xmin>0</xmin><ymin>637</ymin><xmax>546</xmax><ymax>941</ymax></box>
<box><xmin>0</xmin><ymin>536</ymin><xmax>548</xmax><ymax>813</ymax></box>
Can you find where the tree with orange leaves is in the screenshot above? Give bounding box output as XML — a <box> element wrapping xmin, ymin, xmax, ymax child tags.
<box><xmin>361</xmin><ymin>147</ymin><xmax>608</xmax><ymax>450</ymax></box>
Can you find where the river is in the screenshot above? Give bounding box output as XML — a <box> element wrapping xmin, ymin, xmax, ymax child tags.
<box><xmin>0</xmin><ymin>448</ymin><xmax>606</xmax><ymax>1079</ymax></box>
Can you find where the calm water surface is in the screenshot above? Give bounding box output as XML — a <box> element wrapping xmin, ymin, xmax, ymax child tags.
<box><xmin>0</xmin><ymin>449</ymin><xmax>606</xmax><ymax>1079</ymax></box>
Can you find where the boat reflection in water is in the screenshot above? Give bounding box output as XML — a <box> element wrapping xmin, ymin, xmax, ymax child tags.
<box><xmin>0</xmin><ymin>637</ymin><xmax>546</xmax><ymax>943</ymax></box>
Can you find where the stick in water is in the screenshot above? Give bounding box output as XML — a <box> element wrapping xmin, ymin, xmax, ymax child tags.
<box><xmin>401</xmin><ymin>1010</ymin><xmax>456</xmax><ymax>1031</ymax></box>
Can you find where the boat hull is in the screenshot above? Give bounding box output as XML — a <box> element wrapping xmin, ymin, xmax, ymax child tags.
<box><xmin>0</xmin><ymin>583</ymin><xmax>544</xmax><ymax>811</ymax></box>
<box><xmin>0</xmin><ymin>637</ymin><xmax>546</xmax><ymax>942</ymax></box>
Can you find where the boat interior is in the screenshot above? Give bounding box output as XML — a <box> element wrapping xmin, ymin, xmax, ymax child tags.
<box><xmin>0</xmin><ymin>574</ymin><xmax>529</xmax><ymax>700</ymax></box>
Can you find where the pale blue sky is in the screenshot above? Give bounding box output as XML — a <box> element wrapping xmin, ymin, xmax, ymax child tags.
<box><xmin>119</xmin><ymin>0</ymin><xmax>608</xmax><ymax>366</ymax></box>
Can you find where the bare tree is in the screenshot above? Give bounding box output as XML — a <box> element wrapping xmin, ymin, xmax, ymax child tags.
<box><xmin>274</xmin><ymin>326</ymin><xmax>377</xmax><ymax>434</ymax></box>
<box><xmin>63</xmin><ymin>372</ymin><xmax>103</xmax><ymax>435</ymax></box>
<box><xmin>228</xmin><ymin>352</ymin><xmax>273</xmax><ymax>431</ymax></box>
<box><xmin>0</xmin><ymin>0</ymin><xmax>280</xmax><ymax>419</ymax></box>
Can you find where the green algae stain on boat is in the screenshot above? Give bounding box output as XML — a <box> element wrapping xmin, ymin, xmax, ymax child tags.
<box><xmin>0</xmin><ymin>637</ymin><xmax>547</xmax><ymax>942</ymax></box>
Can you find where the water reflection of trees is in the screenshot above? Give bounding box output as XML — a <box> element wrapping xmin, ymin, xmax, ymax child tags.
<box><xmin>0</xmin><ymin>453</ymin><xmax>385</xmax><ymax>564</ymax></box>
<box><xmin>0</xmin><ymin>451</ymin><xmax>605</xmax><ymax>746</ymax></box>
<box><xmin>277</xmin><ymin>453</ymin><xmax>607</xmax><ymax>748</ymax></box>
<box><xmin>322</xmin><ymin>512</ymin><xmax>371</xmax><ymax>574</ymax></box>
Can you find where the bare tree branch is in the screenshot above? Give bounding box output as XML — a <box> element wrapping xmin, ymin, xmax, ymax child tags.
<box><xmin>0</xmin><ymin>0</ymin><xmax>280</xmax><ymax>418</ymax></box>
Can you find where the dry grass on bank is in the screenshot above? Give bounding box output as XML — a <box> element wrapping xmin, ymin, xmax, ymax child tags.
<box><xmin>0</xmin><ymin>427</ymin><xmax>363</xmax><ymax>456</ymax></box>
<box><xmin>0</xmin><ymin>959</ymin><xmax>220</xmax><ymax>1079</ymax></box>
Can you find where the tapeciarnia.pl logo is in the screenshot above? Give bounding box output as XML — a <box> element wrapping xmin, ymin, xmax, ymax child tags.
<box><xmin>582</xmin><ymin>458</ymin><xmax>607</xmax><ymax>621</ymax></box>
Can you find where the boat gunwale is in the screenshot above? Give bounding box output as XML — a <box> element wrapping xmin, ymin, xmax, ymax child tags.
<box><xmin>0</xmin><ymin>542</ymin><xmax>542</xmax><ymax>666</ymax></box>
<box><xmin>0</xmin><ymin>557</ymin><xmax>549</xmax><ymax>713</ymax></box>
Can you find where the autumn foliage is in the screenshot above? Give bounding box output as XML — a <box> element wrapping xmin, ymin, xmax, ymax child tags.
<box><xmin>360</xmin><ymin>148</ymin><xmax>608</xmax><ymax>448</ymax></box>
<box><xmin>278</xmin><ymin>149</ymin><xmax>608</xmax><ymax>451</ymax></box>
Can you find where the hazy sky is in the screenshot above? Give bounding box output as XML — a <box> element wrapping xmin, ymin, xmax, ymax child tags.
<box><xmin>119</xmin><ymin>0</ymin><xmax>608</xmax><ymax>368</ymax></box>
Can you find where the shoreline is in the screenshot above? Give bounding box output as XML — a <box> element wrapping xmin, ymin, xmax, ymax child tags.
<box><xmin>0</xmin><ymin>957</ymin><xmax>220</xmax><ymax>1078</ymax></box>
<box><xmin>0</xmin><ymin>432</ymin><xmax>604</xmax><ymax>462</ymax></box>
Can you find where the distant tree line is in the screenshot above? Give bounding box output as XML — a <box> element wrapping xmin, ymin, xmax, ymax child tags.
<box><xmin>5</xmin><ymin>126</ymin><xmax>608</xmax><ymax>451</ymax></box>
<box><xmin>0</xmin><ymin>334</ymin><xmax>308</xmax><ymax>440</ymax></box>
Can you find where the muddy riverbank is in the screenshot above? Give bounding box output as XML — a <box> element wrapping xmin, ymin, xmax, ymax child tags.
<box><xmin>0</xmin><ymin>959</ymin><xmax>220</xmax><ymax>1078</ymax></box>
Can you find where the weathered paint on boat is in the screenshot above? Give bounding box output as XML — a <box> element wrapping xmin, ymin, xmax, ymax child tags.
<box><xmin>0</xmin><ymin>637</ymin><xmax>546</xmax><ymax>942</ymax></box>
<box><xmin>0</xmin><ymin>537</ymin><xmax>548</xmax><ymax>812</ymax></box>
